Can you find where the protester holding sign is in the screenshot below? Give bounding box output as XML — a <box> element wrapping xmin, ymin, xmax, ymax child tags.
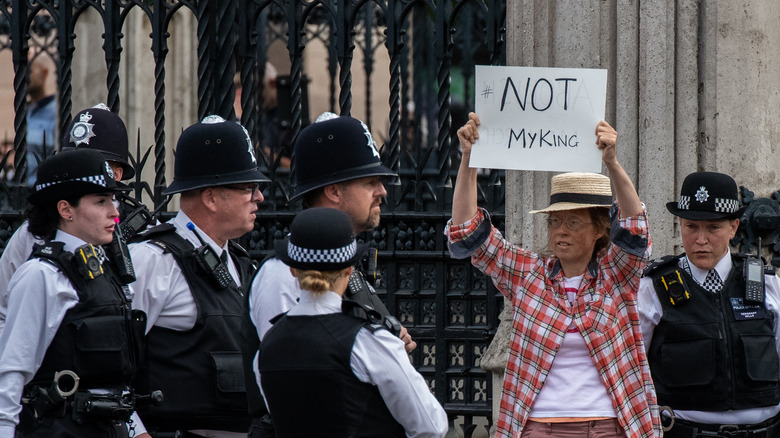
<box><xmin>446</xmin><ymin>113</ymin><xmax>661</xmax><ymax>437</ymax></box>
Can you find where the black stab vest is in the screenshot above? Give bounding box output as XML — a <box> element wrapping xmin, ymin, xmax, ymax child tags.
<box><xmin>26</xmin><ymin>242</ymin><xmax>144</xmax><ymax>391</ymax></box>
<box><xmin>258</xmin><ymin>312</ymin><xmax>405</xmax><ymax>438</ymax></box>
<box><xmin>647</xmin><ymin>255</ymin><xmax>780</xmax><ymax>410</ymax></box>
<box><xmin>133</xmin><ymin>224</ymin><xmax>258</xmax><ymax>432</ymax></box>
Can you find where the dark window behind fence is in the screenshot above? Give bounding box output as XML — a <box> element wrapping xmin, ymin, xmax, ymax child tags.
<box><xmin>0</xmin><ymin>1</ymin><xmax>506</xmax><ymax>435</ymax></box>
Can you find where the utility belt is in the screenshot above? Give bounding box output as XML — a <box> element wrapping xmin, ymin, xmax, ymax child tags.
<box><xmin>663</xmin><ymin>409</ymin><xmax>780</xmax><ymax>438</ymax></box>
<box><xmin>20</xmin><ymin>370</ymin><xmax>163</xmax><ymax>431</ymax></box>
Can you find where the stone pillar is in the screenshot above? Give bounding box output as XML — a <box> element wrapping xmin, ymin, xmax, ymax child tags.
<box><xmin>486</xmin><ymin>0</ymin><xmax>780</xmax><ymax>431</ymax></box>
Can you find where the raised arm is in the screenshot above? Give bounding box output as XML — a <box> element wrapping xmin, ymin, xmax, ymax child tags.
<box><xmin>596</xmin><ymin>120</ymin><xmax>642</xmax><ymax>218</ymax></box>
<box><xmin>452</xmin><ymin>112</ymin><xmax>481</xmax><ymax>225</ymax></box>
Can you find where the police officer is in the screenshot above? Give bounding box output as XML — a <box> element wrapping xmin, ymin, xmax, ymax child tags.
<box><xmin>0</xmin><ymin>149</ymin><xmax>146</xmax><ymax>437</ymax></box>
<box><xmin>0</xmin><ymin>103</ymin><xmax>142</xmax><ymax>335</ymax></box>
<box><xmin>639</xmin><ymin>171</ymin><xmax>780</xmax><ymax>437</ymax></box>
<box><xmin>258</xmin><ymin>207</ymin><xmax>447</xmax><ymax>438</ymax></box>
<box><xmin>251</xmin><ymin>112</ymin><xmax>414</xmax><ymax>348</ymax></box>
<box><xmin>248</xmin><ymin>113</ymin><xmax>415</xmax><ymax>437</ymax></box>
<box><xmin>129</xmin><ymin>116</ymin><xmax>269</xmax><ymax>438</ymax></box>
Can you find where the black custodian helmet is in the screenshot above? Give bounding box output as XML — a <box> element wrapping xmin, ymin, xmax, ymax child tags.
<box><xmin>289</xmin><ymin>112</ymin><xmax>397</xmax><ymax>202</ymax></box>
<box><xmin>162</xmin><ymin>115</ymin><xmax>271</xmax><ymax>195</ymax></box>
<box><xmin>62</xmin><ymin>103</ymin><xmax>134</xmax><ymax>180</ymax></box>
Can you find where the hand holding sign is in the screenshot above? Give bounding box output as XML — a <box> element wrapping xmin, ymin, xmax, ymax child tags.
<box><xmin>470</xmin><ymin>65</ymin><xmax>607</xmax><ymax>172</ymax></box>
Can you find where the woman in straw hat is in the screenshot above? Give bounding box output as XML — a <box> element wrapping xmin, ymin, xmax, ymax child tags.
<box><xmin>258</xmin><ymin>207</ymin><xmax>447</xmax><ymax>438</ymax></box>
<box><xmin>0</xmin><ymin>149</ymin><xmax>146</xmax><ymax>437</ymax></box>
<box><xmin>447</xmin><ymin>113</ymin><xmax>660</xmax><ymax>437</ymax></box>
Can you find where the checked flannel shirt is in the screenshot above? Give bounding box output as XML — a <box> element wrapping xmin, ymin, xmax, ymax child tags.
<box><xmin>446</xmin><ymin>203</ymin><xmax>661</xmax><ymax>438</ymax></box>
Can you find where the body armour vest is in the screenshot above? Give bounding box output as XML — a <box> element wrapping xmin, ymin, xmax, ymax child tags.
<box><xmin>258</xmin><ymin>312</ymin><xmax>406</xmax><ymax>438</ymax></box>
<box><xmin>647</xmin><ymin>254</ymin><xmax>780</xmax><ymax>410</ymax></box>
<box><xmin>133</xmin><ymin>224</ymin><xmax>257</xmax><ymax>432</ymax></box>
<box><xmin>26</xmin><ymin>242</ymin><xmax>145</xmax><ymax>391</ymax></box>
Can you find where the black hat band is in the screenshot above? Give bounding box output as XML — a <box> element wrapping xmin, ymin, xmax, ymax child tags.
<box><xmin>35</xmin><ymin>174</ymin><xmax>108</xmax><ymax>192</ymax></box>
<box><xmin>549</xmin><ymin>192</ymin><xmax>612</xmax><ymax>206</ymax></box>
<box><xmin>287</xmin><ymin>240</ymin><xmax>357</xmax><ymax>265</ymax></box>
<box><xmin>677</xmin><ymin>195</ymin><xmax>740</xmax><ymax>213</ymax></box>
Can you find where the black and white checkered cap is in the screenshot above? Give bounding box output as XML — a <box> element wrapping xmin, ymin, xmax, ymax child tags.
<box><xmin>666</xmin><ymin>171</ymin><xmax>745</xmax><ymax>220</ymax></box>
<box><xmin>27</xmin><ymin>149</ymin><xmax>123</xmax><ymax>206</ymax></box>
<box><xmin>275</xmin><ymin>207</ymin><xmax>368</xmax><ymax>271</ymax></box>
<box><xmin>287</xmin><ymin>240</ymin><xmax>357</xmax><ymax>265</ymax></box>
<box><xmin>35</xmin><ymin>174</ymin><xmax>107</xmax><ymax>192</ymax></box>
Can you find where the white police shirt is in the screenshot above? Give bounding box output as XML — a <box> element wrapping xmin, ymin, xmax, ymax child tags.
<box><xmin>0</xmin><ymin>221</ymin><xmax>43</xmax><ymax>336</ymax></box>
<box><xmin>0</xmin><ymin>229</ymin><xmax>139</xmax><ymax>436</ymax></box>
<box><xmin>638</xmin><ymin>249</ymin><xmax>780</xmax><ymax>425</ymax></box>
<box><xmin>258</xmin><ymin>289</ymin><xmax>448</xmax><ymax>438</ymax></box>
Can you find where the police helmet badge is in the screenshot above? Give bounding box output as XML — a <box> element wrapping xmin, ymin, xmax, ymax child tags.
<box><xmin>359</xmin><ymin>120</ymin><xmax>380</xmax><ymax>159</ymax></box>
<box><xmin>70</xmin><ymin>111</ymin><xmax>96</xmax><ymax>146</ymax></box>
<box><xmin>104</xmin><ymin>161</ymin><xmax>114</xmax><ymax>180</ymax></box>
<box><xmin>695</xmin><ymin>186</ymin><xmax>709</xmax><ymax>203</ymax></box>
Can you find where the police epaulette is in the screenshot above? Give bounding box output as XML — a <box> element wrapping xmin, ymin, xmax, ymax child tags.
<box><xmin>342</xmin><ymin>300</ymin><xmax>401</xmax><ymax>336</ymax></box>
<box><xmin>30</xmin><ymin>241</ymin><xmax>66</xmax><ymax>261</ymax></box>
<box><xmin>642</xmin><ymin>254</ymin><xmax>682</xmax><ymax>277</ymax></box>
<box><xmin>128</xmin><ymin>223</ymin><xmax>175</xmax><ymax>244</ymax></box>
<box><xmin>148</xmin><ymin>240</ymin><xmax>170</xmax><ymax>253</ymax></box>
<box><xmin>766</xmin><ymin>265</ymin><xmax>777</xmax><ymax>276</ymax></box>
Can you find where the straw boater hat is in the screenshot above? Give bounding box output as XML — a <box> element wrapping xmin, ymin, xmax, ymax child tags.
<box><xmin>529</xmin><ymin>172</ymin><xmax>613</xmax><ymax>214</ymax></box>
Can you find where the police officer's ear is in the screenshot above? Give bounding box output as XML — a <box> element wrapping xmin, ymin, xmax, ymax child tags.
<box><xmin>321</xmin><ymin>183</ymin><xmax>344</xmax><ymax>206</ymax></box>
<box><xmin>728</xmin><ymin>218</ymin><xmax>740</xmax><ymax>238</ymax></box>
<box><xmin>198</xmin><ymin>187</ymin><xmax>221</xmax><ymax>212</ymax></box>
<box><xmin>57</xmin><ymin>199</ymin><xmax>76</xmax><ymax>222</ymax></box>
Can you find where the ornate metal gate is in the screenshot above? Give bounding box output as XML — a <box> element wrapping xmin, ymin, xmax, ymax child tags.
<box><xmin>0</xmin><ymin>1</ymin><xmax>507</xmax><ymax>435</ymax></box>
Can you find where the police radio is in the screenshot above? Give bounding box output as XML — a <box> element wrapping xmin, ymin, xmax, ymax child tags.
<box><xmin>186</xmin><ymin>222</ymin><xmax>234</xmax><ymax>290</ymax></box>
<box><xmin>194</xmin><ymin>244</ymin><xmax>234</xmax><ymax>290</ymax></box>
<box><xmin>744</xmin><ymin>237</ymin><xmax>766</xmax><ymax>303</ymax></box>
<box><xmin>106</xmin><ymin>224</ymin><xmax>136</xmax><ymax>284</ymax></box>
<box><xmin>744</xmin><ymin>257</ymin><xmax>765</xmax><ymax>303</ymax></box>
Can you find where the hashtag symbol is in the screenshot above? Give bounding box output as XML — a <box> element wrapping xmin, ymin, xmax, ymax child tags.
<box><xmin>481</xmin><ymin>85</ymin><xmax>493</xmax><ymax>99</ymax></box>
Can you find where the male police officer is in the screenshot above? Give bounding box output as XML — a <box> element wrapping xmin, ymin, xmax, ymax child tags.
<box><xmin>0</xmin><ymin>104</ymin><xmax>139</xmax><ymax>335</ymax></box>
<box><xmin>130</xmin><ymin>116</ymin><xmax>269</xmax><ymax>438</ymax></box>
<box><xmin>250</xmin><ymin>112</ymin><xmax>414</xmax><ymax>347</ymax></box>
<box><xmin>639</xmin><ymin>171</ymin><xmax>780</xmax><ymax>437</ymax></box>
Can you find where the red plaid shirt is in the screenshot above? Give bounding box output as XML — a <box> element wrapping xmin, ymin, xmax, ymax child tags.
<box><xmin>447</xmin><ymin>205</ymin><xmax>661</xmax><ymax>437</ymax></box>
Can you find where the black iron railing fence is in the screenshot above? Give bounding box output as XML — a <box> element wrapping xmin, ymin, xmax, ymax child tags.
<box><xmin>0</xmin><ymin>1</ymin><xmax>507</xmax><ymax>435</ymax></box>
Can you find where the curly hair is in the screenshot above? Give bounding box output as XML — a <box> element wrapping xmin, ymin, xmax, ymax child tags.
<box><xmin>26</xmin><ymin>197</ymin><xmax>81</xmax><ymax>241</ymax></box>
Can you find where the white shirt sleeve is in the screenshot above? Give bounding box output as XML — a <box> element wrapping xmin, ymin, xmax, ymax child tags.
<box><xmin>0</xmin><ymin>260</ymin><xmax>79</xmax><ymax>433</ymax></box>
<box><xmin>128</xmin><ymin>241</ymin><xmax>197</xmax><ymax>332</ymax></box>
<box><xmin>637</xmin><ymin>276</ymin><xmax>663</xmax><ymax>353</ymax></box>
<box><xmin>0</xmin><ymin>223</ymin><xmax>42</xmax><ymax>336</ymax></box>
<box><xmin>249</xmin><ymin>258</ymin><xmax>300</xmax><ymax>340</ymax></box>
<box><xmin>351</xmin><ymin>328</ymin><xmax>448</xmax><ymax>438</ymax></box>
<box><xmin>764</xmin><ymin>272</ymin><xmax>780</xmax><ymax>367</ymax></box>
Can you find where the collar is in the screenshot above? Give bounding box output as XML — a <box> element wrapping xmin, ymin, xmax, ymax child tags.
<box><xmin>287</xmin><ymin>290</ymin><xmax>343</xmax><ymax>316</ymax></box>
<box><xmin>29</xmin><ymin>95</ymin><xmax>55</xmax><ymax>114</ymax></box>
<box><xmin>53</xmin><ymin>229</ymin><xmax>89</xmax><ymax>253</ymax></box>
<box><xmin>172</xmin><ymin>211</ymin><xmax>229</xmax><ymax>256</ymax></box>
<box><xmin>550</xmin><ymin>257</ymin><xmax>599</xmax><ymax>279</ymax></box>
<box><xmin>683</xmin><ymin>250</ymin><xmax>733</xmax><ymax>286</ymax></box>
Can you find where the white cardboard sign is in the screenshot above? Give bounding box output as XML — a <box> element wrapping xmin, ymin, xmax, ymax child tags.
<box><xmin>470</xmin><ymin>65</ymin><xmax>607</xmax><ymax>172</ymax></box>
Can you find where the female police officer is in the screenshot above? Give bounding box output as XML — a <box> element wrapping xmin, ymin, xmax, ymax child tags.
<box><xmin>258</xmin><ymin>208</ymin><xmax>447</xmax><ymax>438</ymax></box>
<box><xmin>0</xmin><ymin>149</ymin><xmax>145</xmax><ymax>437</ymax></box>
